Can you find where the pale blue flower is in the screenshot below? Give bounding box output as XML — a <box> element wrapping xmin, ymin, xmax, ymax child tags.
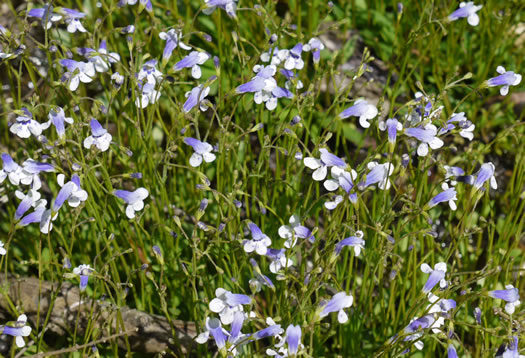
<box><xmin>183</xmin><ymin>137</ymin><xmax>216</xmax><ymax>167</ymax></box>
<box><xmin>113</xmin><ymin>188</ymin><xmax>149</xmax><ymax>219</ymax></box>
<box><xmin>249</xmin><ymin>258</ymin><xmax>274</xmax><ymax>292</ymax></box>
<box><xmin>280</xmin><ymin>69</ymin><xmax>303</xmax><ymax>90</ymax></box>
<box><xmin>60</xmin><ymin>8</ymin><xmax>87</xmax><ymax>33</ymax></box>
<box><xmin>303</xmin><ymin>148</ymin><xmax>346</xmax><ymax>181</ymax></box>
<box><xmin>184</xmin><ymin>85</ymin><xmax>210</xmax><ymax>112</ymax></box>
<box><xmin>73</xmin><ymin>264</ymin><xmax>94</xmax><ymax>291</ymax></box>
<box><xmin>324</xmin><ymin>166</ymin><xmax>358</xmax><ymax>204</ymax></box>
<box><xmin>14</xmin><ymin>190</ymin><xmax>36</xmax><ymax>221</ymax></box>
<box><xmin>195</xmin><ymin>317</ymin><xmax>229</xmax><ymax>350</ymax></box>
<box><xmin>244</xmin><ymin>223</ymin><xmax>271</xmax><ymax>255</ymax></box>
<box><xmin>174</xmin><ymin>51</ymin><xmax>210</xmax><ymax>79</ymax></box>
<box><xmin>204</xmin><ymin>0</ymin><xmax>238</xmax><ymax>18</ymax></box>
<box><xmin>57</xmin><ymin>174</ymin><xmax>88</xmax><ymax>208</ymax></box>
<box><xmin>136</xmin><ymin>82</ymin><xmax>161</xmax><ymax>108</ymax></box>
<box><xmin>282</xmin><ymin>43</ymin><xmax>304</xmax><ymax>71</ymax></box>
<box><xmin>339</xmin><ymin>99</ymin><xmax>378</xmax><ymax>128</ymax></box>
<box><xmin>489</xmin><ymin>285</ymin><xmax>520</xmax><ymax>314</ymax></box>
<box><xmin>278</xmin><ymin>215</ymin><xmax>314</xmax><ymax>248</ymax></box>
<box><xmin>473</xmin><ymin>162</ymin><xmax>497</xmax><ymax>191</ymax></box>
<box><xmin>402</xmin><ymin>315</ymin><xmax>436</xmax><ymax>350</ymax></box>
<box><xmin>84</xmin><ymin>119</ymin><xmax>112</xmax><ymax>152</ymax></box>
<box><xmin>27</xmin><ymin>5</ymin><xmax>62</xmax><ymax>29</ymax></box>
<box><xmin>0</xmin><ymin>153</ymin><xmax>23</xmax><ymax>185</ymax></box>
<box><xmin>260</xmin><ymin>46</ymin><xmax>287</xmax><ymax>66</ymax></box>
<box><xmin>20</xmin><ymin>159</ymin><xmax>54</xmax><ymax>191</ymax></box>
<box><xmin>428</xmin><ymin>183</ymin><xmax>457</xmax><ymax>210</ymax></box>
<box><xmin>59</xmin><ymin>59</ymin><xmax>95</xmax><ymax>91</ymax></box>
<box><xmin>159</xmin><ymin>29</ymin><xmax>191</xmax><ymax>61</ymax></box>
<box><xmin>266</xmin><ymin>249</ymin><xmax>293</xmax><ymax>274</ymax></box>
<box><xmin>426</xmin><ymin>293</ymin><xmax>456</xmax><ymax>315</ymax></box>
<box><xmin>284</xmin><ymin>324</ymin><xmax>301</xmax><ymax>355</ymax></box>
<box><xmin>137</xmin><ymin>59</ymin><xmax>163</xmax><ymax>85</ymax></box>
<box><xmin>17</xmin><ymin>202</ymin><xmax>46</xmax><ymax>228</ymax></box>
<box><xmin>209</xmin><ymin>287</ymin><xmax>251</xmax><ymax>325</ymax></box>
<box><xmin>444</xmin><ymin>165</ymin><xmax>465</xmax><ymax>185</ymax></box>
<box><xmin>448</xmin><ymin>345</ymin><xmax>458</xmax><ymax>358</ymax></box>
<box><xmin>78</xmin><ymin>41</ymin><xmax>120</xmax><ymax>73</ymax></box>
<box><xmin>267</xmin><ymin>324</ymin><xmax>302</xmax><ymax>357</ymax></box>
<box><xmin>1</xmin><ymin>314</ymin><xmax>32</xmax><ymax>347</ymax></box>
<box><xmin>378</xmin><ymin>118</ymin><xmax>403</xmax><ymax>144</ymax></box>
<box><xmin>421</xmin><ymin>262</ymin><xmax>447</xmax><ymax>292</ymax></box>
<box><xmin>363</xmin><ymin>161</ymin><xmax>394</xmax><ymax>190</ymax></box>
<box><xmin>253</xmin><ymin>320</ymin><xmax>283</xmax><ymax>340</ymax></box>
<box><xmin>487</xmin><ymin>66</ymin><xmax>522</xmax><ymax>96</ymax></box>
<box><xmin>53</xmin><ymin>181</ymin><xmax>76</xmax><ymax>213</ymax></box>
<box><xmin>303</xmin><ymin>38</ymin><xmax>325</xmax><ymax>63</ymax></box>
<box><xmin>319</xmin><ymin>292</ymin><xmax>354</xmax><ymax>323</ymax></box>
<box><xmin>439</xmin><ymin>112</ymin><xmax>475</xmax><ymax>141</ymax></box>
<box><xmin>45</xmin><ymin>107</ymin><xmax>73</xmax><ymax>139</ymax></box>
<box><xmin>335</xmin><ymin>231</ymin><xmax>365</xmax><ymax>256</ymax></box>
<box><xmin>236</xmin><ymin>65</ymin><xmax>293</xmax><ymax>111</ymax></box>
<box><xmin>405</xmin><ymin>124</ymin><xmax>444</xmax><ymax>156</ymax></box>
<box><xmin>10</xmin><ymin>108</ymin><xmax>47</xmax><ymax>139</ymax></box>
<box><xmin>474</xmin><ymin>307</ymin><xmax>482</xmax><ymax>324</ymax></box>
<box><xmin>448</xmin><ymin>2</ymin><xmax>482</xmax><ymax>26</ymax></box>
<box><xmin>501</xmin><ymin>336</ymin><xmax>524</xmax><ymax>358</ymax></box>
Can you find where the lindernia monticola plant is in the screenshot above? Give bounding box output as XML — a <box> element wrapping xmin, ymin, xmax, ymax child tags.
<box><xmin>0</xmin><ymin>0</ymin><xmax>522</xmax><ymax>357</ymax></box>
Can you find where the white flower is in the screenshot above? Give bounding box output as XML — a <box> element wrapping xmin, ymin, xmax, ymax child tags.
<box><xmin>84</xmin><ymin>119</ymin><xmax>112</xmax><ymax>152</ymax></box>
<box><xmin>244</xmin><ymin>223</ymin><xmax>272</xmax><ymax>255</ymax></box>
<box><xmin>85</xmin><ymin>41</ymin><xmax>120</xmax><ymax>73</ymax></box>
<box><xmin>159</xmin><ymin>29</ymin><xmax>191</xmax><ymax>61</ymax></box>
<box><xmin>114</xmin><ymin>188</ymin><xmax>149</xmax><ymax>219</ymax></box>
<box><xmin>57</xmin><ymin>174</ymin><xmax>88</xmax><ymax>208</ymax></box>
<box><xmin>267</xmin><ymin>249</ymin><xmax>293</xmax><ymax>274</ymax></box>
<box><xmin>324</xmin><ymin>195</ymin><xmax>343</xmax><ymax>210</ymax></box>
<box><xmin>319</xmin><ymin>291</ymin><xmax>354</xmax><ymax>324</ymax></box>
<box><xmin>421</xmin><ymin>262</ymin><xmax>448</xmax><ymax>292</ymax></box>
<box><xmin>363</xmin><ymin>161</ymin><xmax>394</xmax><ymax>190</ymax></box>
<box><xmin>15</xmin><ymin>189</ymin><xmax>47</xmax><ymax>209</ymax></box>
<box><xmin>303</xmin><ymin>148</ymin><xmax>346</xmax><ymax>181</ymax></box>
<box><xmin>323</xmin><ymin>166</ymin><xmax>358</xmax><ymax>204</ymax></box>
<box><xmin>0</xmin><ymin>241</ymin><xmax>6</xmax><ymax>255</ymax></box>
<box><xmin>339</xmin><ymin>99</ymin><xmax>378</xmax><ymax>128</ymax></box>
<box><xmin>405</xmin><ymin>123</ymin><xmax>444</xmax><ymax>157</ymax></box>
<box><xmin>448</xmin><ymin>2</ymin><xmax>483</xmax><ymax>27</ymax></box>
<box><xmin>10</xmin><ymin>108</ymin><xmax>47</xmax><ymax>139</ymax></box>
<box><xmin>278</xmin><ymin>215</ymin><xmax>314</xmax><ymax>248</ymax></box>
<box><xmin>1</xmin><ymin>153</ymin><xmax>24</xmax><ymax>186</ymax></box>
<box><xmin>66</xmin><ymin>18</ymin><xmax>87</xmax><ymax>33</ymax></box>
<box><xmin>19</xmin><ymin>159</ymin><xmax>55</xmax><ymax>191</ymax></box>
<box><xmin>137</xmin><ymin>59</ymin><xmax>163</xmax><ymax>85</ymax></box>
<box><xmin>174</xmin><ymin>51</ymin><xmax>210</xmax><ymax>79</ymax></box>
<box><xmin>59</xmin><ymin>59</ymin><xmax>95</xmax><ymax>91</ymax></box>
<box><xmin>2</xmin><ymin>314</ymin><xmax>32</xmax><ymax>348</ymax></box>
<box><xmin>209</xmin><ymin>288</ymin><xmax>251</xmax><ymax>325</ymax></box>
<box><xmin>40</xmin><ymin>208</ymin><xmax>58</xmax><ymax>234</ymax></box>
<box><xmin>487</xmin><ymin>66</ymin><xmax>522</xmax><ymax>96</ymax></box>
<box><xmin>183</xmin><ymin>137</ymin><xmax>216</xmax><ymax>167</ymax></box>
<box><xmin>135</xmin><ymin>82</ymin><xmax>161</xmax><ymax>108</ymax></box>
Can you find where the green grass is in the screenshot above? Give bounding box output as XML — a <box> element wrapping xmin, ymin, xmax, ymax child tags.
<box><xmin>0</xmin><ymin>0</ymin><xmax>524</xmax><ymax>356</ymax></box>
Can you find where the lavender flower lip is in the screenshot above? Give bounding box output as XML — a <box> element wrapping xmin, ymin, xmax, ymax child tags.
<box><xmin>488</xmin><ymin>287</ymin><xmax>519</xmax><ymax>302</ymax></box>
<box><xmin>486</xmin><ymin>66</ymin><xmax>522</xmax><ymax>96</ymax></box>
<box><xmin>448</xmin><ymin>2</ymin><xmax>483</xmax><ymax>26</ymax></box>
